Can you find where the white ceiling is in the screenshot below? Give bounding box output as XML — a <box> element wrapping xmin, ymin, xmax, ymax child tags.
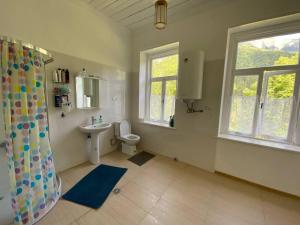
<box><xmin>79</xmin><ymin>0</ymin><xmax>218</xmax><ymax>30</ymax></box>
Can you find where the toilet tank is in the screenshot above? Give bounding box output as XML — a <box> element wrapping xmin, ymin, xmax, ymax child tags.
<box><xmin>120</xmin><ymin>120</ymin><xmax>130</xmax><ymax>136</ymax></box>
<box><xmin>114</xmin><ymin>122</ymin><xmax>121</xmax><ymax>138</ymax></box>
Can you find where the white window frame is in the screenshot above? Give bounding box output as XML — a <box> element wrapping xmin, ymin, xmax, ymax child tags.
<box><xmin>219</xmin><ymin>14</ymin><xmax>300</xmax><ymax>147</ymax></box>
<box><xmin>144</xmin><ymin>48</ymin><xmax>178</xmax><ymax>124</ymax></box>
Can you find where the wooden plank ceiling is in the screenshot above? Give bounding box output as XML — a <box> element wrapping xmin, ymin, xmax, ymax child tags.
<box><xmin>79</xmin><ymin>0</ymin><xmax>211</xmax><ymax>29</ymax></box>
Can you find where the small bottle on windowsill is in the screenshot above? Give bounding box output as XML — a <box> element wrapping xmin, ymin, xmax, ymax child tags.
<box><xmin>169</xmin><ymin>115</ymin><xmax>175</xmax><ymax>127</ymax></box>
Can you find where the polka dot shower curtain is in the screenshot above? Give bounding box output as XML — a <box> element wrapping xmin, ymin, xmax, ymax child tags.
<box><xmin>0</xmin><ymin>40</ymin><xmax>60</xmax><ymax>225</ymax></box>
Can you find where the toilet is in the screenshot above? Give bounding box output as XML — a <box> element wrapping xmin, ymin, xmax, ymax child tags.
<box><xmin>115</xmin><ymin>120</ymin><xmax>140</xmax><ymax>155</ymax></box>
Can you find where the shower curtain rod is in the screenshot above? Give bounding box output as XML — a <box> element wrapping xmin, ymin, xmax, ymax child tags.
<box><xmin>0</xmin><ymin>35</ymin><xmax>54</xmax><ymax>63</ymax></box>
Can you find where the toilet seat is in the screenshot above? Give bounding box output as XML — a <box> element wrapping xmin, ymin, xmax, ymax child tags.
<box><xmin>120</xmin><ymin>134</ymin><xmax>140</xmax><ymax>145</ymax></box>
<box><xmin>121</xmin><ymin>134</ymin><xmax>140</xmax><ymax>141</ymax></box>
<box><xmin>117</xmin><ymin>120</ymin><xmax>140</xmax><ymax>154</ymax></box>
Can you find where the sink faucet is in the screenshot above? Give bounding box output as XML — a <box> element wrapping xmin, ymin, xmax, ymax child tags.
<box><xmin>91</xmin><ymin>116</ymin><xmax>97</xmax><ymax>125</ymax></box>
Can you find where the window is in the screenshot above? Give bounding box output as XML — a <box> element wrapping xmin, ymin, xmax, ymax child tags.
<box><xmin>139</xmin><ymin>43</ymin><xmax>179</xmax><ymax>126</ymax></box>
<box><xmin>219</xmin><ymin>16</ymin><xmax>300</xmax><ymax>147</ymax></box>
<box><xmin>148</xmin><ymin>54</ymin><xmax>178</xmax><ymax>122</ymax></box>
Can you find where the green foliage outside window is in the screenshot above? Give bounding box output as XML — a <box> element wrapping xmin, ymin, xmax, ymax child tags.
<box><xmin>230</xmin><ymin>41</ymin><xmax>299</xmax><ymax>137</ymax></box>
<box><xmin>268</xmin><ymin>55</ymin><xmax>297</xmax><ymax>98</ymax></box>
<box><xmin>151</xmin><ymin>55</ymin><xmax>178</xmax><ymax>96</ymax></box>
<box><xmin>150</xmin><ymin>54</ymin><xmax>178</xmax><ymax>121</ymax></box>
<box><xmin>152</xmin><ymin>55</ymin><xmax>178</xmax><ymax>78</ymax></box>
<box><xmin>235</xmin><ymin>44</ymin><xmax>298</xmax><ymax>99</ymax></box>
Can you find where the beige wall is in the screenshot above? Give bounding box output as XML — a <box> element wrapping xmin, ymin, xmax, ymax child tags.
<box><xmin>131</xmin><ymin>0</ymin><xmax>300</xmax><ymax>195</ymax></box>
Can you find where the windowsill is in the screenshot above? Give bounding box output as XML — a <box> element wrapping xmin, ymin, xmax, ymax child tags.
<box><xmin>218</xmin><ymin>133</ymin><xmax>300</xmax><ymax>153</ymax></box>
<box><xmin>139</xmin><ymin>120</ymin><xmax>176</xmax><ymax>130</ymax></box>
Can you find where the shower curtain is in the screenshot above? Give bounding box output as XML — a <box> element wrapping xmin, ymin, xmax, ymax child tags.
<box><xmin>0</xmin><ymin>40</ymin><xmax>59</xmax><ymax>225</ymax></box>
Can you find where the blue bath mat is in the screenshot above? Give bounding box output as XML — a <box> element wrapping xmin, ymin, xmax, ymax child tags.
<box><xmin>62</xmin><ymin>164</ymin><xmax>127</xmax><ymax>209</ymax></box>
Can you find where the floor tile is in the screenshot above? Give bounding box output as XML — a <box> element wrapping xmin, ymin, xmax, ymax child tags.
<box><xmin>69</xmin><ymin>222</ymin><xmax>79</xmax><ymax>225</ymax></box>
<box><xmin>115</xmin><ymin>176</ymin><xmax>130</xmax><ymax>188</ymax></box>
<box><xmin>141</xmin><ymin>155</ymin><xmax>187</xmax><ymax>182</ymax></box>
<box><xmin>209</xmin><ymin>194</ymin><xmax>265</xmax><ymax>225</ymax></box>
<box><xmin>212</xmin><ymin>176</ymin><xmax>264</xmax><ymax>215</ymax></box>
<box><xmin>120</xmin><ymin>181</ymin><xmax>160</xmax><ymax>212</ymax></box>
<box><xmin>149</xmin><ymin>199</ymin><xmax>206</xmax><ymax>225</ymax></box>
<box><xmin>262</xmin><ymin>190</ymin><xmax>300</xmax><ymax>225</ymax></box>
<box><xmin>36</xmin><ymin>200</ymin><xmax>90</xmax><ymax>225</ymax></box>
<box><xmin>161</xmin><ymin>187</ymin><xmax>210</xmax><ymax>219</ymax></box>
<box><xmin>132</xmin><ymin>170</ymin><xmax>172</xmax><ymax>196</ymax></box>
<box><xmin>36</xmin><ymin>150</ymin><xmax>300</xmax><ymax>225</ymax></box>
<box><xmin>77</xmin><ymin>206</ymin><xmax>120</xmax><ymax>225</ymax></box>
<box><xmin>103</xmin><ymin>193</ymin><xmax>147</xmax><ymax>225</ymax></box>
<box><xmin>59</xmin><ymin>162</ymin><xmax>97</xmax><ymax>193</ymax></box>
<box><xmin>102</xmin><ymin>154</ymin><xmax>142</xmax><ymax>180</ymax></box>
<box><xmin>206</xmin><ymin>208</ymin><xmax>262</xmax><ymax>225</ymax></box>
<box><xmin>139</xmin><ymin>214</ymin><xmax>164</xmax><ymax>225</ymax></box>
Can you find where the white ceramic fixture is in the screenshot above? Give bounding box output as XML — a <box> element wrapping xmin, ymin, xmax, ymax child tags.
<box><xmin>79</xmin><ymin>122</ymin><xmax>112</xmax><ymax>164</ymax></box>
<box><xmin>115</xmin><ymin>120</ymin><xmax>140</xmax><ymax>155</ymax></box>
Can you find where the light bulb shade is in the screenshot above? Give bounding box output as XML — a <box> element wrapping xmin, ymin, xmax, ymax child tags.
<box><xmin>155</xmin><ymin>0</ymin><xmax>168</xmax><ymax>29</ymax></box>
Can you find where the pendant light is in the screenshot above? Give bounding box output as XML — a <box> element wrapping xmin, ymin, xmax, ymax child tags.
<box><xmin>155</xmin><ymin>0</ymin><xmax>168</xmax><ymax>30</ymax></box>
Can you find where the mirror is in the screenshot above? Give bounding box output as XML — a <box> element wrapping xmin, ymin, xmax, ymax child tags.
<box><xmin>76</xmin><ymin>76</ymin><xmax>100</xmax><ymax>109</ymax></box>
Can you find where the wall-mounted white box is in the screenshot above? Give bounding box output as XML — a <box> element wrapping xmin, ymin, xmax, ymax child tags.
<box><xmin>177</xmin><ymin>50</ymin><xmax>205</xmax><ymax>100</ymax></box>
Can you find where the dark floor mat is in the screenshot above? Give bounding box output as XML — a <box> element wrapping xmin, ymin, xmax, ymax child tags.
<box><xmin>62</xmin><ymin>164</ymin><xmax>127</xmax><ymax>209</ymax></box>
<box><xmin>128</xmin><ymin>151</ymin><xmax>155</xmax><ymax>166</ymax></box>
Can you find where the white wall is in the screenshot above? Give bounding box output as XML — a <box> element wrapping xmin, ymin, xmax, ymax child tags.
<box><xmin>1</xmin><ymin>0</ymin><xmax>300</xmax><ymax>196</ymax></box>
<box><xmin>46</xmin><ymin>51</ymin><xmax>129</xmax><ymax>172</ymax></box>
<box><xmin>0</xmin><ymin>0</ymin><xmax>131</xmax><ymax>72</ymax></box>
<box><xmin>215</xmin><ymin>140</ymin><xmax>300</xmax><ymax>196</ymax></box>
<box><xmin>131</xmin><ymin>0</ymin><xmax>300</xmax><ymax>195</ymax></box>
<box><xmin>0</xmin><ymin>0</ymin><xmax>132</xmax><ymax>172</ymax></box>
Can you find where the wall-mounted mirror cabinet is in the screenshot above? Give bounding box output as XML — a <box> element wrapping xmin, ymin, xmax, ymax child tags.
<box><xmin>75</xmin><ymin>76</ymin><xmax>101</xmax><ymax>109</ymax></box>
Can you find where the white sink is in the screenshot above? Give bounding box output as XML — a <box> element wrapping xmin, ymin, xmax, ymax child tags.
<box><xmin>79</xmin><ymin>122</ymin><xmax>112</xmax><ymax>133</ymax></box>
<box><xmin>79</xmin><ymin>122</ymin><xmax>112</xmax><ymax>164</ymax></box>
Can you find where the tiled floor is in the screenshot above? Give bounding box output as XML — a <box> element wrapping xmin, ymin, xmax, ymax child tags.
<box><xmin>37</xmin><ymin>150</ymin><xmax>300</xmax><ymax>225</ymax></box>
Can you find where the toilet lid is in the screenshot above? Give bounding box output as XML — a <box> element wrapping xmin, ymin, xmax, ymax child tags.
<box><xmin>120</xmin><ymin>120</ymin><xmax>131</xmax><ymax>136</ymax></box>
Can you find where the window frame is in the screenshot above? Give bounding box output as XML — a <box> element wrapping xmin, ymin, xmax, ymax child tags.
<box><xmin>259</xmin><ymin>70</ymin><xmax>298</xmax><ymax>142</ymax></box>
<box><xmin>219</xmin><ymin>16</ymin><xmax>300</xmax><ymax>147</ymax></box>
<box><xmin>227</xmin><ymin>73</ymin><xmax>261</xmax><ymax>138</ymax></box>
<box><xmin>145</xmin><ymin>48</ymin><xmax>179</xmax><ymax>124</ymax></box>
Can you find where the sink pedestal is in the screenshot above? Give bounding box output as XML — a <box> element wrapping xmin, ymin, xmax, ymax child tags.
<box><xmin>79</xmin><ymin>122</ymin><xmax>112</xmax><ymax>164</ymax></box>
<box><xmin>87</xmin><ymin>133</ymin><xmax>104</xmax><ymax>164</ymax></box>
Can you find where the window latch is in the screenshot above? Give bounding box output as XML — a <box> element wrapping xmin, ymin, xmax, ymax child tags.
<box><xmin>260</xmin><ymin>102</ymin><xmax>264</xmax><ymax>109</ymax></box>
